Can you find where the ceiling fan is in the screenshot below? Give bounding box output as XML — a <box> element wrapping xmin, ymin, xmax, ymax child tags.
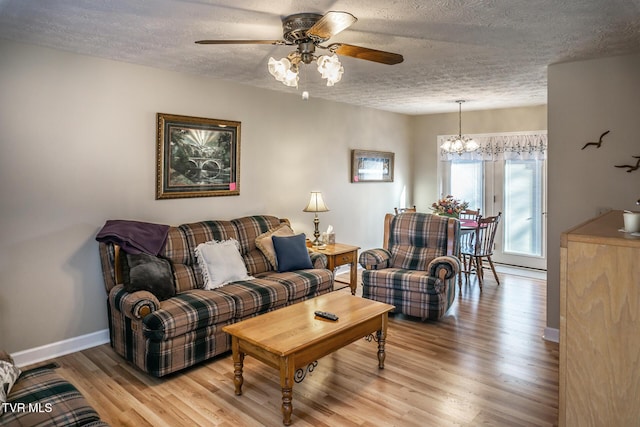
<box><xmin>196</xmin><ymin>11</ymin><xmax>403</xmax><ymax>88</ymax></box>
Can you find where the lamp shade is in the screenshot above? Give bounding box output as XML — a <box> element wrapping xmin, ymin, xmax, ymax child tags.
<box><xmin>303</xmin><ymin>192</ymin><xmax>329</xmax><ymax>213</ymax></box>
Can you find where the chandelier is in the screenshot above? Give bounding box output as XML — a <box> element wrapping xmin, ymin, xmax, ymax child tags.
<box><xmin>441</xmin><ymin>100</ymin><xmax>479</xmax><ymax>155</ymax></box>
<box><xmin>268</xmin><ymin>42</ymin><xmax>344</xmax><ymax>88</ymax></box>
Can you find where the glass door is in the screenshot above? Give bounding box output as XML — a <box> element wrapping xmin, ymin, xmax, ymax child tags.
<box><xmin>493</xmin><ymin>159</ymin><xmax>546</xmax><ymax>269</ymax></box>
<box><xmin>440</xmin><ymin>158</ymin><xmax>547</xmax><ymax>270</ymax></box>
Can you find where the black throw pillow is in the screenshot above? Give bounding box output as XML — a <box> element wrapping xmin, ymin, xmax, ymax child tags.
<box><xmin>121</xmin><ymin>252</ymin><xmax>175</xmax><ymax>300</ymax></box>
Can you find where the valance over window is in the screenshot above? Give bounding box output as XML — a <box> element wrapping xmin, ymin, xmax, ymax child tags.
<box><xmin>439</xmin><ymin>131</ymin><xmax>547</xmax><ymax>161</ymax></box>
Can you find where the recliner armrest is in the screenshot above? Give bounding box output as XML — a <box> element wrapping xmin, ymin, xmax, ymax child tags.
<box><xmin>109</xmin><ymin>284</ymin><xmax>160</xmax><ymax>320</ymax></box>
<box><xmin>359</xmin><ymin>248</ymin><xmax>392</xmax><ymax>270</ymax></box>
<box><xmin>428</xmin><ymin>256</ymin><xmax>461</xmax><ymax>281</ymax></box>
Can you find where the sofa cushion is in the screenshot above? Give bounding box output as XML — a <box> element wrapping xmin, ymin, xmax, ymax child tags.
<box><xmin>215</xmin><ymin>279</ymin><xmax>289</xmax><ymax>319</ymax></box>
<box><xmin>257</xmin><ymin>269</ymin><xmax>334</xmax><ymax>304</ymax></box>
<box><xmin>195</xmin><ymin>239</ymin><xmax>252</xmax><ymax>289</ymax></box>
<box><xmin>173</xmin><ymin>221</ymin><xmax>239</xmax><ymax>291</ymax></box>
<box><xmin>0</xmin><ymin>360</ymin><xmax>21</xmax><ymax>416</ymax></box>
<box><xmin>143</xmin><ymin>289</ymin><xmax>237</xmax><ymax>340</ymax></box>
<box><xmin>2</xmin><ymin>366</ymin><xmax>104</xmax><ymax>426</ymax></box>
<box><xmin>231</xmin><ymin>216</ymin><xmax>283</xmax><ymax>275</ymax></box>
<box><xmin>121</xmin><ymin>252</ymin><xmax>176</xmax><ymax>300</ymax></box>
<box><xmin>159</xmin><ymin>227</ymin><xmax>201</xmax><ymax>293</ymax></box>
<box><xmin>255</xmin><ymin>224</ymin><xmax>295</xmax><ymax>269</ymax></box>
<box><xmin>272</xmin><ymin>234</ymin><xmax>313</xmax><ymax>272</ymax></box>
<box><xmin>362</xmin><ymin>268</ymin><xmax>442</xmax><ymax>293</ymax></box>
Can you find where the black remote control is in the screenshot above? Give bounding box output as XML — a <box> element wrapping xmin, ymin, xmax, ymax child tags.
<box><xmin>314</xmin><ymin>310</ymin><xmax>339</xmax><ymax>321</ymax></box>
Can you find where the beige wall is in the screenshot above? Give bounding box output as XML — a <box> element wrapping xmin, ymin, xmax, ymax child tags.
<box><xmin>547</xmin><ymin>53</ymin><xmax>640</xmax><ymax>329</ymax></box>
<box><xmin>0</xmin><ymin>40</ymin><xmax>411</xmax><ymax>353</ymax></box>
<box><xmin>410</xmin><ymin>105</ymin><xmax>548</xmax><ymax>211</ymax></box>
<box><xmin>4</xmin><ymin>38</ymin><xmax>634</xmax><ymax>355</ymax></box>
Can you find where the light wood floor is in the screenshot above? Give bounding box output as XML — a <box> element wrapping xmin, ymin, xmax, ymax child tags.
<box><xmin>36</xmin><ymin>271</ymin><xmax>558</xmax><ymax>426</ymax></box>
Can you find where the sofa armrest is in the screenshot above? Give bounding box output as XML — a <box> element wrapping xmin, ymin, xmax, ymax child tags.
<box><xmin>109</xmin><ymin>284</ymin><xmax>160</xmax><ymax>320</ymax></box>
<box><xmin>359</xmin><ymin>248</ymin><xmax>392</xmax><ymax>270</ymax></box>
<box><xmin>308</xmin><ymin>251</ymin><xmax>328</xmax><ymax>269</ymax></box>
<box><xmin>427</xmin><ymin>256</ymin><xmax>461</xmax><ymax>281</ymax></box>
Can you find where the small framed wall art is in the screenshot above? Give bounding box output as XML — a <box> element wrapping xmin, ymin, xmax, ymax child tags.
<box><xmin>156</xmin><ymin>113</ymin><xmax>240</xmax><ymax>199</ymax></box>
<box><xmin>351</xmin><ymin>149</ymin><xmax>394</xmax><ymax>183</ymax></box>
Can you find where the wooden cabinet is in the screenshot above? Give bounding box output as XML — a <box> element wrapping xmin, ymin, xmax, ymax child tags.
<box><xmin>559</xmin><ymin>210</ymin><xmax>640</xmax><ymax>426</ymax></box>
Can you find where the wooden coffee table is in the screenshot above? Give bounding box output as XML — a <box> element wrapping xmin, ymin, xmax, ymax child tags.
<box><xmin>222</xmin><ymin>292</ymin><xmax>394</xmax><ymax>425</ymax></box>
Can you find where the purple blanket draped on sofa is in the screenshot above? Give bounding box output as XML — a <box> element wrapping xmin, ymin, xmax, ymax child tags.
<box><xmin>96</xmin><ymin>219</ymin><xmax>170</xmax><ymax>255</ymax></box>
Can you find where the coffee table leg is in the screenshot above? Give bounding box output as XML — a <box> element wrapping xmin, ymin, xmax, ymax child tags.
<box><xmin>377</xmin><ymin>313</ymin><xmax>388</xmax><ymax>369</ymax></box>
<box><xmin>350</xmin><ymin>257</ymin><xmax>357</xmax><ymax>295</ymax></box>
<box><xmin>280</xmin><ymin>357</ymin><xmax>294</xmax><ymax>425</ymax></box>
<box><xmin>231</xmin><ymin>337</ymin><xmax>244</xmax><ymax>395</ymax></box>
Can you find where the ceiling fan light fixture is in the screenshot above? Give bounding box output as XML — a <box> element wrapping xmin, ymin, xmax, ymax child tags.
<box><xmin>268</xmin><ymin>57</ymin><xmax>299</xmax><ymax>87</ymax></box>
<box><xmin>197</xmin><ymin>10</ymin><xmax>404</xmax><ymax>93</ymax></box>
<box><xmin>317</xmin><ymin>54</ymin><xmax>343</xmax><ymax>86</ymax></box>
<box><xmin>268</xmin><ymin>57</ymin><xmax>289</xmax><ymax>80</ymax></box>
<box><xmin>282</xmin><ymin>68</ymin><xmax>299</xmax><ymax>87</ymax></box>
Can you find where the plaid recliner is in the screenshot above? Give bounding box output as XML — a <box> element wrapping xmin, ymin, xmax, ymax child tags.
<box><xmin>98</xmin><ymin>215</ymin><xmax>333</xmax><ymax>377</ymax></box>
<box><xmin>359</xmin><ymin>213</ymin><xmax>460</xmax><ymax>320</ymax></box>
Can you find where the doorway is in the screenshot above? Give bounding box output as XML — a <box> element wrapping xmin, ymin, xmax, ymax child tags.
<box><xmin>438</xmin><ymin>132</ymin><xmax>547</xmax><ymax>270</ymax></box>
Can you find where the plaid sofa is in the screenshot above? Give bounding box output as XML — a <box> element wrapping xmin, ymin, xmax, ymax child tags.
<box><xmin>359</xmin><ymin>213</ymin><xmax>460</xmax><ymax>320</ymax></box>
<box><xmin>98</xmin><ymin>215</ymin><xmax>333</xmax><ymax>377</ymax></box>
<box><xmin>1</xmin><ymin>366</ymin><xmax>108</xmax><ymax>427</ymax></box>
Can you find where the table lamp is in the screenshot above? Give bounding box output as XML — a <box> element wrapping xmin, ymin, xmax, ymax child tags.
<box><xmin>303</xmin><ymin>191</ymin><xmax>329</xmax><ymax>248</ymax></box>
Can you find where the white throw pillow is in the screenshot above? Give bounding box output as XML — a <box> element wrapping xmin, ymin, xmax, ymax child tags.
<box><xmin>195</xmin><ymin>239</ymin><xmax>253</xmax><ymax>289</ymax></box>
<box><xmin>0</xmin><ymin>360</ymin><xmax>21</xmax><ymax>416</ymax></box>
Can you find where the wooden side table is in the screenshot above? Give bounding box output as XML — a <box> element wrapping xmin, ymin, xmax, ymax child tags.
<box><xmin>310</xmin><ymin>243</ymin><xmax>360</xmax><ymax>295</ymax></box>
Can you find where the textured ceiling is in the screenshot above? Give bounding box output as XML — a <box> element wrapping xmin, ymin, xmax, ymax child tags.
<box><xmin>1</xmin><ymin>0</ymin><xmax>639</xmax><ymax>114</ymax></box>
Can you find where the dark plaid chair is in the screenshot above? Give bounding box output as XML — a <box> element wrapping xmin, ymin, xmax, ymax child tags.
<box><xmin>359</xmin><ymin>213</ymin><xmax>460</xmax><ymax>320</ymax></box>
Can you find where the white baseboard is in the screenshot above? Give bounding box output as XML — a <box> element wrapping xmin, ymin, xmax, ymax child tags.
<box><xmin>11</xmin><ymin>329</ymin><xmax>110</xmax><ymax>368</ymax></box>
<box><xmin>542</xmin><ymin>327</ymin><xmax>559</xmax><ymax>343</ymax></box>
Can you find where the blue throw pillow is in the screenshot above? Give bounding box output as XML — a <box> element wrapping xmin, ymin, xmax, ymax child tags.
<box><xmin>272</xmin><ymin>234</ymin><xmax>313</xmax><ymax>272</ymax></box>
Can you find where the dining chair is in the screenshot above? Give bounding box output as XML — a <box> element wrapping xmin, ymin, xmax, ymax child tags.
<box><xmin>459</xmin><ymin>208</ymin><xmax>480</xmax><ymax>221</ymax></box>
<box><xmin>459</xmin><ymin>212</ymin><xmax>502</xmax><ymax>291</ymax></box>
<box><xmin>394</xmin><ymin>205</ymin><xmax>416</xmax><ymax>214</ymax></box>
<box><xmin>457</xmin><ymin>208</ymin><xmax>480</xmax><ymax>288</ymax></box>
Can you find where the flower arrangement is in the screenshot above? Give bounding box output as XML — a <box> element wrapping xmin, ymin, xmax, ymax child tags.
<box><xmin>431</xmin><ymin>195</ymin><xmax>469</xmax><ymax>217</ymax></box>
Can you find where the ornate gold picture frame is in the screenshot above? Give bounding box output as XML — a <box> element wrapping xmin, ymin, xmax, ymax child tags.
<box><xmin>156</xmin><ymin>113</ymin><xmax>240</xmax><ymax>199</ymax></box>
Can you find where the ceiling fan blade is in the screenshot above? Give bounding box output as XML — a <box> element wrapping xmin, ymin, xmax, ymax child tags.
<box><xmin>307</xmin><ymin>11</ymin><xmax>357</xmax><ymax>40</ymax></box>
<box><xmin>195</xmin><ymin>40</ymin><xmax>284</xmax><ymax>45</ymax></box>
<box><xmin>331</xmin><ymin>43</ymin><xmax>404</xmax><ymax>65</ymax></box>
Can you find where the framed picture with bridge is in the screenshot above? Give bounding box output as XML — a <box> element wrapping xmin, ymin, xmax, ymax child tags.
<box><xmin>156</xmin><ymin>113</ymin><xmax>241</xmax><ymax>199</ymax></box>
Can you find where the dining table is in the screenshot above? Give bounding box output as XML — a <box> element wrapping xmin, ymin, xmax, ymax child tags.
<box><xmin>459</xmin><ymin>219</ymin><xmax>479</xmax><ymax>231</ymax></box>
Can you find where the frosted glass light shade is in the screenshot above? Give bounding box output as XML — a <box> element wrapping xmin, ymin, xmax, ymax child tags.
<box><xmin>317</xmin><ymin>54</ymin><xmax>343</xmax><ymax>86</ymax></box>
<box><xmin>268</xmin><ymin>57</ymin><xmax>299</xmax><ymax>87</ymax></box>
